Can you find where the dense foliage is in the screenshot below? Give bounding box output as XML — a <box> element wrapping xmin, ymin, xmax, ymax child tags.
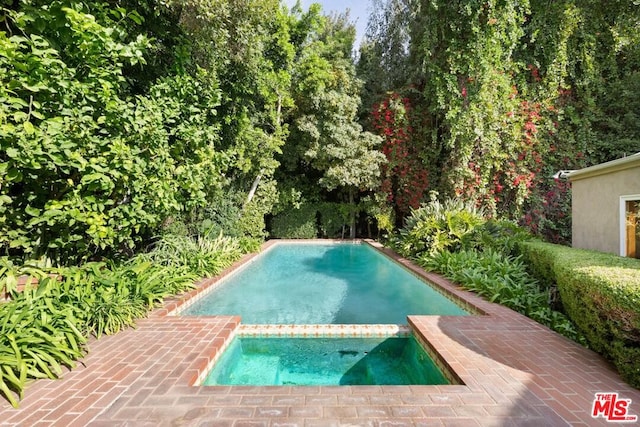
<box><xmin>2</xmin><ymin>0</ymin><xmax>638</xmax><ymax>254</ymax></box>
<box><xmin>1</xmin><ymin>0</ymin><xmax>388</xmax><ymax>261</ymax></box>
<box><xmin>1</xmin><ymin>1</ymin><xmax>235</xmax><ymax>263</ymax></box>
<box><xmin>519</xmin><ymin>240</ymin><xmax>640</xmax><ymax>387</ymax></box>
<box><xmin>270</xmin><ymin>202</ymin><xmax>352</xmax><ymax>238</ymax></box>
<box><xmin>0</xmin><ymin>233</ymin><xmax>245</xmax><ymax>406</ymax></box>
<box><xmin>275</xmin><ymin>9</ymin><xmax>385</xmax><ymax>238</ymax></box>
<box><xmin>271</xmin><ymin>203</ymin><xmax>318</xmax><ymax>239</ymax></box>
<box><xmin>394</xmin><ymin>200</ymin><xmax>585</xmax><ymax>344</ymax></box>
<box><xmin>0</xmin><ymin>0</ymin><xmax>383</xmax><ymax>405</ymax></box>
<box><xmin>371</xmin><ymin>93</ymin><xmax>429</xmax><ymax>222</ymax></box>
<box><xmin>360</xmin><ymin>0</ymin><xmax>640</xmax><ymax>240</ymax></box>
<box><xmin>1</xmin><ymin>0</ymin><xmax>639</xmax><ymax>403</ymax></box>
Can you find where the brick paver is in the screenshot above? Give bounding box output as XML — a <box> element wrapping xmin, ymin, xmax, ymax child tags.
<box><xmin>1</xmin><ymin>240</ymin><xmax>638</xmax><ymax>426</ymax></box>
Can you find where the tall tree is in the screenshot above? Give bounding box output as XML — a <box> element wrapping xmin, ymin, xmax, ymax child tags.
<box><xmin>160</xmin><ymin>0</ymin><xmax>297</xmax><ymax>238</ymax></box>
<box><xmin>357</xmin><ymin>0</ymin><xmax>412</xmax><ymax>118</ymax></box>
<box><xmin>279</xmin><ymin>9</ymin><xmax>385</xmax><ymax>238</ymax></box>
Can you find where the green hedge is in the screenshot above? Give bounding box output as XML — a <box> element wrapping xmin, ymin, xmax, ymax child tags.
<box><xmin>270</xmin><ymin>204</ymin><xmax>318</xmax><ymax>239</ymax></box>
<box><xmin>317</xmin><ymin>203</ymin><xmax>349</xmax><ymax>238</ymax></box>
<box><xmin>519</xmin><ymin>240</ymin><xmax>640</xmax><ymax>387</ymax></box>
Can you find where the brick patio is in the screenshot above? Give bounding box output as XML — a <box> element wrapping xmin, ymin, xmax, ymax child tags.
<box><xmin>1</xmin><ymin>241</ymin><xmax>638</xmax><ymax>426</ymax></box>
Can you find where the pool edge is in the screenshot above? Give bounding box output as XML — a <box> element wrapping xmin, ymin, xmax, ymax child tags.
<box><xmin>362</xmin><ymin>239</ymin><xmax>487</xmax><ymax>316</ymax></box>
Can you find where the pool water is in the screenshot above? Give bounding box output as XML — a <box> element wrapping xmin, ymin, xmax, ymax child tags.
<box><xmin>203</xmin><ymin>336</ymin><xmax>451</xmax><ymax>386</ymax></box>
<box><xmin>182</xmin><ymin>243</ymin><xmax>468</xmax><ymax>323</ymax></box>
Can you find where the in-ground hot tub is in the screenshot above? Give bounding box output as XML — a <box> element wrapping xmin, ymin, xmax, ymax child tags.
<box><xmin>203</xmin><ymin>335</ymin><xmax>453</xmax><ymax>386</ymax></box>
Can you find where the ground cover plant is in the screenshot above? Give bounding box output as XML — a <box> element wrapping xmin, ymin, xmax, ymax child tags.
<box><xmin>419</xmin><ymin>249</ymin><xmax>584</xmax><ymax>343</ymax></box>
<box><xmin>393</xmin><ymin>199</ymin><xmax>585</xmax><ymax>343</ymax></box>
<box><xmin>0</xmin><ymin>233</ymin><xmax>245</xmax><ymax>407</ymax></box>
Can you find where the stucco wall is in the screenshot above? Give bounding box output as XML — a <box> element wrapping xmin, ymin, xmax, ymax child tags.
<box><xmin>572</xmin><ymin>165</ymin><xmax>640</xmax><ymax>255</ymax></box>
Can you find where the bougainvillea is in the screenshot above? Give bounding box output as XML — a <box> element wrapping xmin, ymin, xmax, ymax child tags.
<box><xmin>372</xmin><ymin>93</ymin><xmax>428</xmax><ymax>220</ymax></box>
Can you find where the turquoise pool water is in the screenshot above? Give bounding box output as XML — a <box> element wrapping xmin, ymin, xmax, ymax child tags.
<box><xmin>182</xmin><ymin>243</ymin><xmax>468</xmax><ymax>323</ymax></box>
<box><xmin>203</xmin><ymin>336</ymin><xmax>450</xmax><ymax>386</ymax></box>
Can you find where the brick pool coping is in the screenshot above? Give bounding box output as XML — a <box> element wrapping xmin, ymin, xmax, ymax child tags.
<box><xmin>1</xmin><ymin>239</ymin><xmax>639</xmax><ymax>426</ymax></box>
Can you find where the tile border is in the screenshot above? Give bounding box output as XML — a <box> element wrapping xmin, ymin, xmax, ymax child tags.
<box><xmin>238</xmin><ymin>324</ymin><xmax>412</xmax><ymax>338</ymax></box>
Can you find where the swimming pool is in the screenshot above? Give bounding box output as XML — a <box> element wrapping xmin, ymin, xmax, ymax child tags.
<box><xmin>181</xmin><ymin>242</ymin><xmax>468</xmax><ymax>323</ymax></box>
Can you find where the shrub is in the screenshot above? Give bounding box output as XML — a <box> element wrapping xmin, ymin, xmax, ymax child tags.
<box><xmin>419</xmin><ymin>249</ymin><xmax>584</xmax><ymax>343</ymax></box>
<box><xmin>0</xmin><ymin>262</ymin><xmax>194</xmax><ymax>407</ymax></box>
<box><xmin>393</xmin><ymin>200</ymin><xmax>587</xmax><ymax>345</ymax></box>
<box><xmin>270</xmin><ymin>203</ymin><xmax>318</xmax><ymax>238</ymax></box>
<box><xmin>317</xmin><ymin>202</ymin><xmax>349</xmax><ymax>238</ymax></box>
<box><xmin>467</xmin><ymin>219</ymin><xmax>532</xmax><ymax>256</ymax></box>
<box><xmin>519</xmin><ymin>240</ymin><xmax>640</xmax><ymax>387</ymax></box>
<box><xmin>164</xmin><ymin>192</ymin><xmax>244</xmax><ymax>238</ymax></box>
<box><xmin>419</xmin><ymin>250</ymin><xmax>542</xmax><ymax>311</ymax></box>
<box><xmin>141</xmin><ymin>233</ymin><xmax>243</xmax><ymax>278</ymax></box>
<box><xmin>394</xmin><ymin>198</ymin><xmax>485</xmax><ymax>258</ymax></box>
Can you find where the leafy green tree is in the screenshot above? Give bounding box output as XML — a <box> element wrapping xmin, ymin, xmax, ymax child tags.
<box><xmin>279</xmin><ymin>9</ymin><xmax>385</xmax><ymax>238</ymax></box>
<box><xmin>300</xmin><ymin>88</ymin><xmax>385</xmax><ymax>237</ymax></box>
<box><xmin>357</xmin><ymin>0</ymin><xmax>412</xmax><ymax>119</ymax></box>
<box><xmin>0</xmin><ymin>2</ymin><xmax>227</xmax><ymax>262</ymax></box>
<box><xmin>167</xmin><ymin>0</ymin><xmax>296</xmax><ymax>237</ymax></box>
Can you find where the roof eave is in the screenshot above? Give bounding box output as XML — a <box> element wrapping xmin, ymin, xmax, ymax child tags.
<box><xmin>568</xmin><ymin>152</ymin><xmax>640</xmax><ymax>181</ymax></box>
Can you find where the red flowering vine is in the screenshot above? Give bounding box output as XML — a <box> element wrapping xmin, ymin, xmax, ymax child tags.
<box><xmin>372</xmin><ymin>93</ymin><xmax>429</xmax><ymax>217</ymax></box>
<box><xmin>454</xmin><ymin>84</ymin><xmax>551</xmax><ymax>217</ymax></box>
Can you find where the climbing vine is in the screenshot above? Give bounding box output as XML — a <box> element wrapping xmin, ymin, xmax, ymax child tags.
<box><xmin>371</xmin><ymin>93</ymin><xmax>428</xmax><ymax>220</ymax></box>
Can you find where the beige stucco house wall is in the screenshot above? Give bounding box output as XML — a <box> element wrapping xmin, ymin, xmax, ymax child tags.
<box><xmin>569</xmin><ymin>153</ymin><xmax>640</xmax><ymax>256</ymax></box>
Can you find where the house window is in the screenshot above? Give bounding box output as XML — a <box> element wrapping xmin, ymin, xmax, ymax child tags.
<box><xmin>624</xmin><ymin>199</ymin><xmax>640</xmax><ymax>259</ymax></box>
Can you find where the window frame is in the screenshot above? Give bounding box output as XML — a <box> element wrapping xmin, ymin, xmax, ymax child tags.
<box><xmin>619</xmin><ymin>194</ymin><xmax>640</xmax><ymax>257</ymax></box>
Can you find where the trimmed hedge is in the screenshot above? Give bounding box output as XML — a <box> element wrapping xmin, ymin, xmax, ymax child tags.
<box><xmin>270</xmin><ymin>203</ymin><xmax>351</xmax><ymax>239</ymax></box>
<box><xmin>317</xmin><ymin>203</ymin><xmax>349</xmax><ymax>238</ymax></box>
<box><xmin>519</xmin><ymin>240</ymin><xmax>640</xmax><ymax>388</ymax></box>
<box><xmin>270</xmin><ymin>204</ymin><xmax>318</xmax><ymax>239</ymax></box>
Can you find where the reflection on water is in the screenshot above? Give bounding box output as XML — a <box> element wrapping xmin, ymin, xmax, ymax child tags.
<box><xmin>183</xmin><ymin>243</ymin><xmax>468</xmax><ymax>323</ymax></box>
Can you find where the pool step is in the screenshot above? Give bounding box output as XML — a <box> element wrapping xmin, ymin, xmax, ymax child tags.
<box><xmin>229</xmin><ymin>354</ymin><xmax>281</xmax><ymax>385</ymax></box>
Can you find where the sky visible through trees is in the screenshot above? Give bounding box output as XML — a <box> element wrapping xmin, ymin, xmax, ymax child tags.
<box><xmin>285</xmin><ymin>0</ymin><xmax>370</xmax><ymax>49</ymax></box>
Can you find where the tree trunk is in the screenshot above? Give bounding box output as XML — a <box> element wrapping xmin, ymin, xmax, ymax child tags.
<box><xmin>349</xmin><ymin>188</ymin><xmax>356</xmax><ymax>239</ymax></box>
<box><xmin>245</xmin><ymin>171</ymin><xmax>262</xmax><ymax>205</ymax></box>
